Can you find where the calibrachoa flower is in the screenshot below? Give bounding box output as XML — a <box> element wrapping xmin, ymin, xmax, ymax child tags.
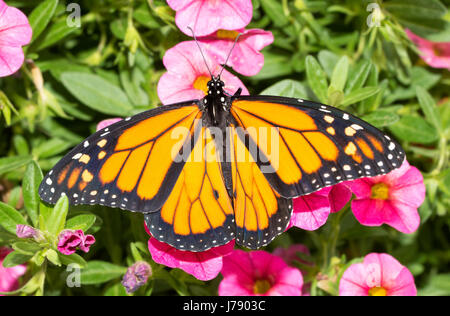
<box><xmin>158</xmin><ymin>41</ymin><xmax>248</xmax><ymax>105</ymax></box>
<box><xmin>96</xmin><ymin>118</ymin><xmax>122</xmax><ymax>131</ymax></box>
<box><xmin>345</xmin><ymin>160</ymin><xmax>424</xmax><ymax>234</ymax></box>
<box><xmin>199</xmin><ymin>28</ymin><xmax>274</xmax><ymax>76</ymax></box>
<box><xmin>57</xmin><ymin>229</ymin><xmax>95</xmax><ymax>255</ymax></box>
<box><xmin>339</xmin><ymin>253</ymin><xmax>417</xmax><ymax>296</ymax></box>
<box><xmin>145</xmin><ymin>220</ymin><xmax>234</xmax><ymax>281</ymax></box>
<box><xmin>288</xmin><ymin>183</ymin><xmax>352</xmax><ymax>231</ymax></box>
<box><xmin>167</xmin><ymin>0</ymin><xmax>253</xmax><ymax>37</ymax></box>
<box><xmin>0</xmin><ymin>247</ymin><xmax>26</xmax><ymax>295</ymax></box>
<box><xmin>148</xmin><ymin>237</ymin><xmax>235</xmax><ymax>281</ymax></box>
<box><xmin>405</xmin><ymin>29</ymin><xmax>450</xmax><ymax>70</ymax></box>
<box><xmin>219</xmin><ymin>250</ymin><xmax>303</xmax><ymax>296</ymax></box>
<box><xmin>121</xmin><ymin>261</ymin><xmax>152</xmax><ymax>294</ymax></box>
<box><xmin>0</xmin><ymin>0</ymin><xmax>32</xmax><ymax>77</ymax></box>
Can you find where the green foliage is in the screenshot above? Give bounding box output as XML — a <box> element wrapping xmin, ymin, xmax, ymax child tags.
<box><xmin>0</xmin><ymin>0</ymin><xmax>449</xmax><ymax>296</ymax></box>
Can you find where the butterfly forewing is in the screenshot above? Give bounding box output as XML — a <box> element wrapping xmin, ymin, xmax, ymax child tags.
<box><xmin>39</xmin><ymin>101</ymin><xmax>202</xmax><ymax>213</ymax></box>
<box><xmin>230</xmin><ymin>96</ymin><xmax>405</xmax><ymax>198</ymax></box>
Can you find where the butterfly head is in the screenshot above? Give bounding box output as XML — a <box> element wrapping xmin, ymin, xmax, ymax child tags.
<box><xmin>207</xmin><ymin>76</ymin><xmax>225</xmax><ymax>93</ymax></box>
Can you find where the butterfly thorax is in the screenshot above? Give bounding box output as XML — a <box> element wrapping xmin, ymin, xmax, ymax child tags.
<box><xmin>202</xmin><ymin>76</ymin><xmax>229</xmax><ymax>127</ymax></box>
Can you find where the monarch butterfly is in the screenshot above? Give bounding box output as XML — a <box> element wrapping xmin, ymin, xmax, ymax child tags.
<box><xmin>38</xmin><ymin>45</ymin><xmax>404</xmax><ymax>252</ymax></box>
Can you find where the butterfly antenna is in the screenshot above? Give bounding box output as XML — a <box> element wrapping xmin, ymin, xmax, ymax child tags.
<box><xmin>187</xmin><ymin>26</ymin><xmax>213</xmax><ymax>78</ymax></box>
<box><xmin>219</xmin><ymin>32</ymin><xmax>242</xmax><ymax>78</ymax></box>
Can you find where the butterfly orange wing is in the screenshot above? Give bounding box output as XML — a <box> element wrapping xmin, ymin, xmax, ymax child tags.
<box><xmin>230</xmin><ymin>96</ymin><xmax>405</xmax><ymax>198</ymax></box>
<box><xmin>144</xmin><ymin>127</ymin><xmax>235</xmax><ymax>251</ymax></box>
<box><xmin>39</xmin><ymin>102</ymin><xmax>202</xmax><ymax>213</ymax></box>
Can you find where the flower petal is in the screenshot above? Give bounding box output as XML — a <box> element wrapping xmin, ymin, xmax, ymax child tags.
<box><xmin>148</xmin><ymin>237</ymin><xmax>234</xmax><ymax>281</ymax></box>
<box><xmin>329</xmin><ymin>183</ymin><xmax>352</xmax><ymax>213</ymax></box>
<box><xmin>158</xmin><ymin>41</ymin><xmax>248</xmax><ymax>104</ymax></box>
<box><xmin>339</xmin><ymin>262</ymin><xmax>370</xmax><ymax>296</ymax></box>
<box><xmin>290</xmin><ymin>193</ymin><xmax>330</xmax><ymax>230</ymax></box>
<box><xmin>169</xmin><ymin>0</ymin><xmax>253</xmax><ymax>37</ymax></box>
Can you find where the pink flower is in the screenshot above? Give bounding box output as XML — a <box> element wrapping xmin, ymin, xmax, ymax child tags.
<box><xmin>0</xmin><ymin>247</ymin><xmax>27</xmax><ymax>295</ymax></box>
<box><xmin>345</xmin><ymin>160</ymin><xmax>424</xmax><ymax>234</ymax></box>
<box><xmin>144</xmin><ymin>221</ymin><xmax>234</xmax><ymax>281</ymax></box>
<box><xmin>167</xmin><ymin>0</ymin><xmax>253</xmax><ymax>37</ymax></box>
<box><xmin>57</xmin><ymin>230</ymin><xmax>95</xmax><ymax>255</ymax></box>
<box><xmin>0</xmin><ymin>0</ymin><xmax>32</xmax><ymax>77</ymax></box>
<box><xmin>289</xmin><ymin>183</ymin><xmax>352</xmax><ymax>231</ymax></box>
<box><xmin>148</xmin><ymin>237</ymin><xmax>234</xmax><ymax>281</ymax></box>
<box><xmin>158</xmin><ymin>41</ymin><xmax>248</xmax><ymax>105</ymax></box>
<box><xmin>96</xmin><ymin>118</ymin><xmax>122</xmax><ymax>131</ymax></box>
<box><xmin>339</xmin><ymin>253</ymin><xmax>417</xmax><ymax>296</ymax></box>
<box><xmin>405</xmin><ymin>29</ymin><xmax>450</xmax><ymax>69</ymax></box>
<box><xmin>219</xmin><ymin>250</ymin><xmax>303</xmax><ymax>296</ymax></box>
<box><xmin>199</xmin><ymin>28</ymin><xmax>274</xmax><ymax>76</ymax></box>
<box><xmin>121</xmin><ymin>261</ymin><xmax>152</xmax><ymax>294</ymax></box>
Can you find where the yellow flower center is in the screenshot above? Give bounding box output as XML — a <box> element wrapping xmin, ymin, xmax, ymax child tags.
<box><xmin>192</xmin><ymin>75</ymin><xmax>210</xmax><ymax>95</ymax></box>
<box><xmin>371</xmin><ymin>183</ymin><xmax>389</xmax><ymax>200</ymax></box>
<box><xmin>368</xmin><ymin>286</ymin><xmax>387</xmax><ymax>296</ymax></box>
<box><xmin>216</xmin><ymin>29</ymin><xmax>240</xmax><ymax>40</ymax></box>
<box><xmin>253</xmin><ymin>279</ymin><xmax>271</xmax><ymax>295</ymax></box>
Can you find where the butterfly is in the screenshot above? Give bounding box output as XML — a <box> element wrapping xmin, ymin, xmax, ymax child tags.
<box><xmin>39</xmin><ymin>31</ymin><xmax>404</xmax><ymax>252</ymax></box>
<box><xmin>38</xmin><ymin>71</ymin><xmax>405</xmax><ymax>252</ymax></box>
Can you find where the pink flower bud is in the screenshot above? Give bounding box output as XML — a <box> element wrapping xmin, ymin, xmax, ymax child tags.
<box><xmin>121</xmin><ymin>261</ymin><xmax>152</xmax><ymax>294</ymax></box>
<box><xmin>16</xmin><ymin>225</ymin><xmax>39</xmax><ymax>239</ymax></box>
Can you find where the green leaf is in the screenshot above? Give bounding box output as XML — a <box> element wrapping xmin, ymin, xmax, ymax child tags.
<box><xmin>341</xmin><ymin>86</ymin><xmax>380</xmax><ymax>107</ymax></box>
<box><xmin>384</xmin><ymin>0</ymin><xmax>446</xmax><ymax>20</ymax></box>
<box><xmin>318</xmin><ymin>50</ymin><xmax>339</xmax><ymax>78</ymax></box>
<box><xmin>260</xmin><ymin>79</ymin><xmax>310</xmax><ymax>98</ymax></box>
<box><xmin>330</xmin><ymin>55</ymin><xmax>349</xmax><ymax>92</ymax></box>
<box><xmin>13</xmin><ymin>135</ymin><xmax>29</xmax><ymax>156</ymax></box>
<box><xmin>389</xmin><ymin>115</ymin><xmax>439</xmax><ymax>144</ymax></box>
<box><xmin>28</xmin><ymin>0</ymin><xmax>59</xmax><ymax>43</ymax></box>
<box><xmin>306</xmin><ymin>55</ymin><xmax>329</xmax><ymax>103</ymax></box>
<box><xmin>80</xmin><ymin>261</ymin><xmax>127</xmax><ymax>285</ymax></box>
<box><xmin>12</xmin><ymin>242</ymin><xmax>41</xmax><ymax>256</ymax></box>
<box><xmin>415</xmin><ymin>86</ymin><xmax>441</xmax><ymax>132</ymax></box>
<box><xmin>22</xmin><ymin>161</ymin><xmax>43</xmax><ymax>227</ymax></box>
<box><xmin>362</xmin><ymin>109</ymin><xmax>400</xmax><ymax>128</ymax></box>
<box><xmin>0</xmin><ymin>202</ymin><xmax>27</xmax><ymax>234</ymax></box>
<box><xmin>384</xmin><ymin>67</ymin><xmax>440</xmax><ymax>105</ymax></box>
<box><xmin>119</xmin><ymin>67</ymin><xmax>149</xmax><ymax>106</ymax></box>
<box><xmin>44</xmin><ymin>248</ymin><xmax>61</xmax><ymax>266</ymax></box>
<box><xmin>260</xmin><ymin>0</ymin><xmax>288</xmax><ymax>27</ymax></box>
<box><xmin>419</xmin><ymin>274</ymin><xmax>450</xmax><ymax>296</ymax></box>
<box><xmin>2</xmin><ymin>251</ymin><xmax>32</xmax><ymax>268</ymax></box>
<box><xmin>32</xmin><ymin>138</ymin><xmax>72</xmax><ymax>159</ymax></box>
<box><xmin>46</xmin><ymin>194</ymin><xmax>69</xmax><ymax>236</ymax></box>
<box><xmin>60</xmin><ymin>72</ymin><xmax>133</xmax><ymax>116</ymax></box>
<box><xmin>104</xmin><ymin>282</ymin><xmax>128</xmax><ymax>296</ymax></box>
<box><xmin>345</xmin><ymin>60</ymin><xmax>372</xmax><ymax>93</ymax></box>
<box><xmin>59</xmin><ymin>253</ymin><xmax>87</xmax><ymax>268</ymax></box>
<box><xmin>0</xmin><ymin>156</ymin><xmax>33</xmax><ymax>175</ymax></box>
<box><xmin>65</xmin><ymin>214</ymin><xmax>97</xmax><ymax>231</ymax></box>
<box><xmin>252</xmin><ymin>52</ymin><xmax>293</xmax><ymax>80</ymax></box>
<box><xmin>33</xmin><ymin>18</ymin><xmax>80</xmax><ymax>51</ymax></box>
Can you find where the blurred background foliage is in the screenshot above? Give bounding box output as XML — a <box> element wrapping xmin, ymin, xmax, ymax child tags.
<box><xmin>0</xmin><ymin>0</ymin><xmax>449</xmax><ymax>295</ymax></box>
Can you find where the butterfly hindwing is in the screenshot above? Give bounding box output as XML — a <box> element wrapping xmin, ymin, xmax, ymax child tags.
<box><xmin>228</xmin><ymin>125</ymin><xmax>292</xmax><ymax>249</ymax></box>
<box><xmin>144</xmin><ymin>127</ymin><xmax>235</xmax><ymax>251</ymax></box>
<box><xmin>39</xmin><ymin>101</ymin><xmax>202</xmax><ymax>213</ymax></box>
<box><xmin>230</xmin><ymin>96</ymin><xmax>405</xmax><ymax>198</ymax></box>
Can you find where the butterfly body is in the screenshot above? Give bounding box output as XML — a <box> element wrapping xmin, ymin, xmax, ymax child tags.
<box><xmin>39</xmin><ymin>75</ymin><xmax>405</xmax><ymax>252</ymax></box>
